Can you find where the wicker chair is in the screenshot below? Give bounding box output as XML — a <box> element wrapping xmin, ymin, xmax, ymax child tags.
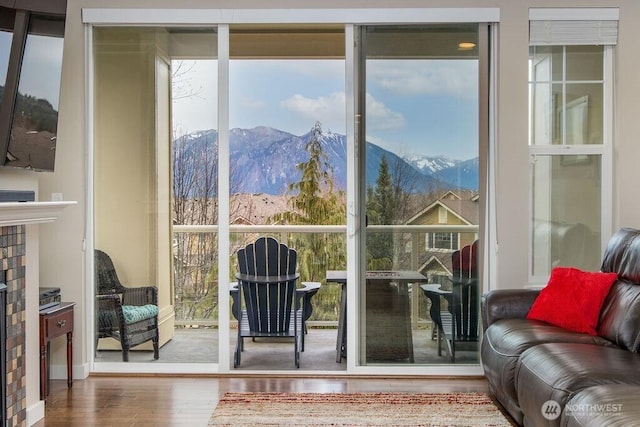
<box><xmin>95</xmin><ymin>249</ymin><xmax>160</xmax><ymax>362</ymax></box>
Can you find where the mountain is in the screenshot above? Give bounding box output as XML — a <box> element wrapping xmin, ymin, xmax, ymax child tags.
<box><xmin>438</xmin><ymin>157</ymin><xmax>479</xmax><ymax>190</ymax></box>
<box><xmin>174</xmin><ymin>126</ymin><xmax>462</xmax><ymax>196</ymax></box>
<box><xmin>405</xmin><ymin>154</ymin><xmax>457</xmax><ymax>175</ymax></box>
<box><xmin>406</xmin><ymin>154</ymin><xmax>479</xmax><ymax>190</ymax></box>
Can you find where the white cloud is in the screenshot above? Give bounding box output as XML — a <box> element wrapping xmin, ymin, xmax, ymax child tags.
<box><xmin>281</xmin><ymin>92</ymin><xmax>405</xmax><ymax>133</ymax></box>
<box><xmin>281</xmin><ymin>92</ymin><xmax>346</xmax><ymax>131</ymax></box>
<box><xmin>369</xmin><ymin>60</ymin><xmax>478</xmax><ymax>99</ymax></box>
<box><xmin>281</xmin><ymin>92</ymin><xmax>345</xmax><ymax>120</ymax></box>
<box><xmin>239</xmin><ymin>96</ymin><xmax>268</xmax><ymax>109</ymax></box>
<box><xmin>365</xmin><ymin>93</ymin><xmax>406</xmax><ymax>130</ymax></box>
<box><xmin>18</xmin><ymin>35</ymin><xmax>64</xmax><ymax>106</ymax></box>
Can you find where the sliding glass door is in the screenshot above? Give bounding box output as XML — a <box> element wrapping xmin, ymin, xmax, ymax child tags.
<box><xmin>89</xmin><ymin>12</ymin><xmax>493</xmax><ymax>375</ymax></box>
<box><xmin>358</xmin><ymin>24</ymin><xmax>486</xmax><ymax>366</ymax></box>
<box><xmin>227</xmin><ymin>26</ymin><xmax>347</xmax><ymax>371</ymax></box>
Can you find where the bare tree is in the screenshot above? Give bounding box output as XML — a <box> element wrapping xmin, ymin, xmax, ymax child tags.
<box><xmin>171</xmin><ymin>60</ymin><xmax>204</xmax><ymax>101</ymax></box>
<box><xmin>172</xmin><ymin>132</ymin><xmax>219</xmax><ymax>323</ymax></box>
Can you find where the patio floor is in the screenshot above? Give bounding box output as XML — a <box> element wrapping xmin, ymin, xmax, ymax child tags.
<box><xmin>95</xmin><ymin>326</ymin><xmax>479</xmax><ymax>370</ymax></box>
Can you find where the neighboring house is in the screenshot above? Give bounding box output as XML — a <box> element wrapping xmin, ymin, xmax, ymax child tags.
<box><xmin>230</xmin><ymin>193</ymin><xmax>292</xmax><ymax>225</ymax></box>
<box><xmin>406</xmin><ymin>190</ymin><xmax>479</xmax><ymax>286</ymax></box>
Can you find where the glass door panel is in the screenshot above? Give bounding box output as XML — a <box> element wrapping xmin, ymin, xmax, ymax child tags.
<box><xmin>93</xmin><ymin>27</ymin><xmax>218</xmax><ymax>365</ymax></box>
<box><xmin>170</xmin><ymin>29</ymin><xmax>219</xmax><ymax>362</ymax></box>
<box><xmin>359</xmin><ymin>24</ymin><xmax>482</xmax><ymax>366</ymax></box>
<box><xmin>228</xmin><ymin>26</ymin><xmax>347</xmax><ymax>371</ymax></box>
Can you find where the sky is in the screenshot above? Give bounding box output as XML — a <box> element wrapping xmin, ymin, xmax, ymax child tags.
<box><xmin>0</xmin><ymin>28</ymin><xmax>478</xmax><ymax>161</ymax></box>
<box><xmin>0</xmin><ymin>32</ymin><xmax>64</xmax><ymax>109</ymax></box>
<box><xmin>172</xmin><ymin>59</ymin><xmax>479</xmax><ymax>161</ymax></box>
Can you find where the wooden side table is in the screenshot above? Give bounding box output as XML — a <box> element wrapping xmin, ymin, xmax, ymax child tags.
<box><xmin>39</xmin><ymin>302</ymin><xmax>75</xmax><ymax>401</ymax></box>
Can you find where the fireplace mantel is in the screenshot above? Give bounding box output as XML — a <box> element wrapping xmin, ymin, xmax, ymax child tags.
<box><xmin>0</xmin><ymin>201</ymin><xmax>76</xmax><ymax>226</ymax></box>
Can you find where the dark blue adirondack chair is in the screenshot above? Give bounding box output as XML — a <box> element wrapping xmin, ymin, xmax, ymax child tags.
<box><xmin>234</xmin><ymin>237</ymin><xmax>303</xmax><ymax>368</ymax></box>
<box><xmin>421</xmin><ymin>240</ymin><xmax>479</xmax><ymax>362</ymax></box>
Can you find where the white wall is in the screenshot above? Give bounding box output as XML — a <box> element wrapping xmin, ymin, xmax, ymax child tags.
<box><xmin>3</xmin><ymin>0</ymin><xmax>640</xmax><ymax>421</ymax></box>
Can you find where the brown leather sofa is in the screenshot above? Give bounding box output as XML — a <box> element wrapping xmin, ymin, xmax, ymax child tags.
<box><xmin>481</xmin><ymin>227</ymin><xmax>640</xmax><ymax>426</ymax></box>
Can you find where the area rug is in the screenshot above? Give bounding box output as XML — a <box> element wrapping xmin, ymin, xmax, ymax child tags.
<box><xmin>208</xmin><ymin>392</ymin><xmax>513</xmax><ymax>426</ymax></box>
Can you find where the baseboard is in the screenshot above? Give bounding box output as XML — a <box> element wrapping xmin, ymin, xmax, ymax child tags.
<box><xmin>49</xmin><ymin>362</ymin><xmax>90</xmax><ymax>381</ymax></box>
<box><xmin>26</xmin><ymin>399</ymin><xmax>45</xmax><ymax>427</ymax></box>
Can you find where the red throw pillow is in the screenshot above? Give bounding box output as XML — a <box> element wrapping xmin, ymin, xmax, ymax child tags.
<box><xmin>526</xmin><ymin>267</ymin><xmax>618</xmax><ymax>335</ymax></box>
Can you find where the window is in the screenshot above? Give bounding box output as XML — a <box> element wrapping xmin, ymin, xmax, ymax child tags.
<box><xmin>0</xmin><ymin>3</ymin><xmax>66</xmax><ymax>171</ymax></box>
<box><xmin>84</xmin><ymin>7</ymin><xmax>497</xmax><ymax>375</ymax></box>
<box><xmin>427</xmin><ymin>232</ymin><xmax>459</xmax><ymax>251</ymax></box>
<box><xmin>0</xmin><ymin>9</ymin><xmax>14</xmax><ymax>106</ymax></box>
<box><xmin>438</xmin><ymin>206</ymin><xmax>447</xmax><ymax>223</ymax></box>
<box><xmin>528</xmin><ymin>9</ymin><xmax>617</xmax><ymax>282</ymax></box>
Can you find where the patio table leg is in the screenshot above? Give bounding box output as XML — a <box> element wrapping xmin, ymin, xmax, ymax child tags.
<box><xmin>336</xmin><ymin>282</ymin><xmax>347</xmax><ymax>362</ymax></box>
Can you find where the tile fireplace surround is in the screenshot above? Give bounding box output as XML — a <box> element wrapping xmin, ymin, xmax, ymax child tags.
<box><xmin>1</xmin><ymin>224</ymin><xmax>26</xmax><ymax>426</ymax></box>
<box><xmin>0</xmin><ymin>200</ymin><xmax>75</xmax><ymax>426</ymax></box>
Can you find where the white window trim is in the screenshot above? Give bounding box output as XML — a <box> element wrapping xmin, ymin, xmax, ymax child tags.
<box><xmin>527</xmin><ymin>24</ymin><xmax>614</xmax><ymax>286</ymax></box>
<box><xmin>82</xmin><ymin>8</ymin><xmax>499</xmax><ymax>25</ymax></box>
<box><xmin>84</xmin><ymin>7</ymin><xmax>498</xmax><ymax>378</ymax></box>
<box><xmin>529</xmin><ymin>8</ymin><xmax>619</xmax><ymax>21</ymax></box>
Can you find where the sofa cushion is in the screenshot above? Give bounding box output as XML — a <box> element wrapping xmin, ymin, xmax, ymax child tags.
<box><xmin>480</xmin><ymin>318</ymin><xmax>615</xmax><ymax>426</ymax></box>
<box><xmin>526</xmin><ymin>267</ymin><xmax>617</xmax><ymax>335</ymax></box>
<box><xmin>562</xmin><ymin>384</ymin><xmax>640</xmax><ymax>427</ymax></box>
<box><xmin>597</xmin><ymin>279</ymin><xmax>640</xmax><ymax>352</ymax></box>
<box><xmin>515</xmin><ymin>343</ymin><xmax>640</xmax><ymax>427</ymax></box>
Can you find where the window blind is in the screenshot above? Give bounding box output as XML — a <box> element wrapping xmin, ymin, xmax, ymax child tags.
<box><xmin>529</xmin><ymin>20</ymin><xmax>618</xmax><ymax>46</ymax></box>
<box><xmin>529</xmin><ymin>8</ymin><xmax>619</xmax><ymax>46</ymax></box>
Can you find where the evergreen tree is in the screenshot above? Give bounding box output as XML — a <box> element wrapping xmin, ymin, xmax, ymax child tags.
<box><xmin>277</xmin><ymin>121</ymin><xmax>345</xmax><ymax>227</ymax></box>
<box><xmin>366</xmin><ymin>154</ymin><xmax>397</xmax><ymax>269</ymax></box>
<box><xmin>270</xmin><ymin>122</ymin><xmax>346</xmax><ymax>321</ymax></box>
<box><xmin>272</xmin><ymin>122</ymin><xmax>346</xmax><ymax>290</ymax></box>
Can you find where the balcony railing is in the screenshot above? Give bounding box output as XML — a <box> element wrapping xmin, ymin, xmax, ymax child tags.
<box><xmin>172</xmin><ymin>224</ymin><xmax>479</xmax><ymax>328</ymax></box>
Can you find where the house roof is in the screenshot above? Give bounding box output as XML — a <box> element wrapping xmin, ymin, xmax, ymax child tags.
<box><xmin>420</xmin><ymin>250</ymin><xmax>454</xmax><ymax>276</ymax></box>
<box><xmin>230</xmin><ymin>193</ymin><xmax>292</xmax><ymax>225</ymax></box>
<box><xmin>438</xmin><ymin>199</ymin><xmax>479</xmax><ymax>225</ymax></box>
<box><xmin>406</xmin><ymin>189</ymin><xmax>479</xmax><ymax>225</ymax></box>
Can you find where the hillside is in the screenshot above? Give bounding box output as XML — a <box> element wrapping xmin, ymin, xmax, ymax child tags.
<box><xmin>174</xmin><ymin>126</ymin><xmax>478</xmax><ymax>195</ymax></box>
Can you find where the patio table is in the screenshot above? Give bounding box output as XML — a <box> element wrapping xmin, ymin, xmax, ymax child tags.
<box><xmin>326</xmin><ymin>270</ymin><xmax>426</xmax><ymax>363</ymax></box>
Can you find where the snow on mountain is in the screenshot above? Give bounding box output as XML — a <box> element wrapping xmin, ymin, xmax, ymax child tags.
<box><xmin>174</xmin><ymin>127</ymin><xmax>476</xmax><ymax>195</ymax></box>
<box><xmin>405</xmin><ymin>154</ymin><xmax>457</xmax><ymax>175</ymax></box>
<box><xmin>406</xmin><ymin>154</ymin><xmax>478</xmax><ymax>190</ymax></box>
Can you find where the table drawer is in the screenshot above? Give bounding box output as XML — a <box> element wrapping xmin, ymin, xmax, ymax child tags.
<box><xmin>45</xmin><ymin>309</ymin><xmax>73</xmax><ymax>338</ymax></box>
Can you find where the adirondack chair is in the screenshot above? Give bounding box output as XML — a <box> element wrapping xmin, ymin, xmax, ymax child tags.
<box><xmin>233</xmin><ymin>237</ymin><xmax>305</xmax><ymax>368</ymax></box>
<box><xmin>421</xmin><ymin>240</ymin><xmax>479</xmax><ymax>362</ymax></box>
<box><xmin>450</xmin><ymin>240</ymin><xmax>479</xmax><ymax>340</ymax></box>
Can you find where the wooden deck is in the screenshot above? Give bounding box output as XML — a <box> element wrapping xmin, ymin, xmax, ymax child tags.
<box><xmin>95</xmin><ymin>327</ymin><xmax>479</xmax><ymax>370</ymax></box>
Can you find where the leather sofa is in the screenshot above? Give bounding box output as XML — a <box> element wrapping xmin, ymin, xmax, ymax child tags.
<box><xmin>481</xmin><ymin>227</ymin><xmax>640</xmax><ymax>426</ymax></box>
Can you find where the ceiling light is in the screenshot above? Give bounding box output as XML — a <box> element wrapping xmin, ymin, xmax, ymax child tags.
<box><xmin>458</xmin><ymin>42</ymin><xmax>476</xmax><ymax>51</ymax></box>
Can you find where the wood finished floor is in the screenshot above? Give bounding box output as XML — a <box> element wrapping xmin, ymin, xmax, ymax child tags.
<box><xmin>35</xmin><ymin>375</ymin><xmax>491</xmax><ymax>426</ymax></box>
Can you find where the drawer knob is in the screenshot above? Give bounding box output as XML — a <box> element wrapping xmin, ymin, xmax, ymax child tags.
<box><xmin>57</xmin><ymin>320</ymin><xmax>66</xmax><ymax>328</ymax></box>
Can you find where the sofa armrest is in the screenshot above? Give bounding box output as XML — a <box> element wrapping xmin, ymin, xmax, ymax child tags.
<box><xmin>481</xmin><ymin>289</ymin><xmax>540</xmax><ymax>330</ymax></box>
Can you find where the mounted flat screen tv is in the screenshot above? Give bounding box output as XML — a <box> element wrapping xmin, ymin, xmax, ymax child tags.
<box><xmin>0</xmin><ymin>2</ymin><xmax>66</xmax><ymax>172</ymax></box>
